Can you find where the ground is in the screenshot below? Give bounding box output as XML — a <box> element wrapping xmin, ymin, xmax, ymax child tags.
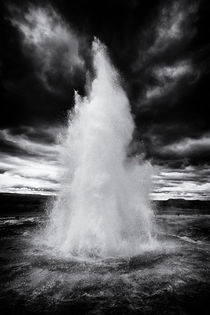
<box><xmin>0</xmin><ymin>195</ymin><xmax>209</xmax><ymax>314</ymax></box>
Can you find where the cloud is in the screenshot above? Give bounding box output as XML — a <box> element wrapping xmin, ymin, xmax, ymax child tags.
<box><xmin>153</xmin><ymin>62</ymin><xmax>193</xmax><ymax>79</ymax></box>
<box><xmin>0</xmin><ymin>169</ymin><xmax>59</xmax><ymax>195</ymax></box>
<box><xmin>140</xmin><ymin>121</ymin><xmax>210</xmax><ymax>170</ymax></box>
<box><xmin>0</xmin><ymin>126</ymin><xmax>63</xmax><ymax>195</ymax></box>
<box><xmin>132</xmin><ymin>1</ymin><xmax>199</xmax><ymax>107</ymax></box>
<box><xmin>0</xmin><ymin>126</ymin><xmax>209</xmax><ymax>199</ymax></box>
<box><xmin>1</xmin><ymin>1</ymin><xmax>208</xmax><ymax>200</ymax></box>
<box><xmin>151</xmin><ymin>165</ymin><xmax>210</xmax><ymax>200</ymax></box>
<box><xmin>145</xmin><ymin>60</ymin><xmax>195</xmax><ymax>100</ymax></box>
<box><xmin>10</xmin><ymin>5</ymin><xmax>85</xmax><ymax>91</ymax></box>
<box><xmin>136</xmin><ymin>1</ymin><xmax>198</xmax><ymax>65</ymax></box>
<box><xmin>0</xmin><ymin>152</ymin><xmax>60</xmax><ymax>195</ymax></box>
<box><xmin>159</xmin><ymin>134</ymin><xmax>210</xmax><ymax>156</ymax></box>
<box><xmin>150</xmin><ymin>1</ymin><xmax>198</xmax><ymax>53</ymax></box>
<box><xmin>0</xmin><ymin>126</ymin><xmax>61</xmax><ymax>160</ymax></box>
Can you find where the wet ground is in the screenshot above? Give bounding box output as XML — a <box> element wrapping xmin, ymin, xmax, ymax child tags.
<box><xmin>0</xmin><ymin>214</ymin><xmax>210</xmax><ymax>315</ymax></box>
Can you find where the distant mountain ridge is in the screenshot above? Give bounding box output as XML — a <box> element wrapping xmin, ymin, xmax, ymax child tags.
<box><xmin>154</xmin><ymin>199</ymin><xmax>210</xmax><ymax>215</ymax></box>
<box><xmin>0</xmin><ymin>192</ymin><xmax>52</xmax><ymax>216</ymax></box>
<box><xmin>0</xmin><ymin>193</ymin><xmax>209</xmax><ymax>216</ymax></box>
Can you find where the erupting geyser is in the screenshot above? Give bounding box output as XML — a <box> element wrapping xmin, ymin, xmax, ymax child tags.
<box><xmin>45</xmin><ymin>39</ymin><xmax>155</xmax><ymax>257</ymax></box>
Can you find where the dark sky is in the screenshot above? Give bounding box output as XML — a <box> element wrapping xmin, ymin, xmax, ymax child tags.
<box><xmin>0</xmin><ymin>0</ymin><xmax>210</xmax><ymax>199</ymax></box>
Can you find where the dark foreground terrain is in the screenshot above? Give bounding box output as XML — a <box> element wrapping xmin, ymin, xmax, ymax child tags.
<box><xmin>0</xmin><ymin>193</ymin><xmax>210</xmax><ymax>314</ymax></box>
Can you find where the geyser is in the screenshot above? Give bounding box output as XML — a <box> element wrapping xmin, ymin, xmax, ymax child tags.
<box><xmin>45</xmin><ymin>39</ymin><xmax>155</xmax><ymax>257</ymax></box>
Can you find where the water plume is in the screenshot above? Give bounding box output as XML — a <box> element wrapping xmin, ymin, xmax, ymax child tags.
<box><xmin>45</xmin><ymin>39</ymin><xmax>155</xmax><ymax>257</ymax></box>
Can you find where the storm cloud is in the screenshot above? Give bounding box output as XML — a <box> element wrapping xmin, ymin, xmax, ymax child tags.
<box><xmin>9</xmin><ymin>5</ymin><xmax>87</xmax><ymax>92</ymax></box>
<box><xmin>0</xmin><ymin>0</ymin><xmax>210</xmax><ymax>199</ymax></box>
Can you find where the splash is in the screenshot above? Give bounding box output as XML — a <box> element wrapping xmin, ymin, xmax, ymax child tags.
<box><xmin>45</xmin><ymin>39</ymin><xmax>155</xmax><ymax>257</ymax></box>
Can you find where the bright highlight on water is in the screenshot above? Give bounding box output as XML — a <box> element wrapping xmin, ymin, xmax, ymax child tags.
<box><xmin>44</xmin><ymin>39</ymin><xmax>155</xmax><ymax>257</ymax></box>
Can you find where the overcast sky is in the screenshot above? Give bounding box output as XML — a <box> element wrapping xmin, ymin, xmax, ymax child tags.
<box><xmin>0</xmin><ymin>0</ymin><xmax>210</xmax><ymax>199</ymax></box>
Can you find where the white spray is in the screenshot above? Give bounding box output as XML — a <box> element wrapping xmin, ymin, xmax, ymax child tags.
<box><xmin>45</xmin><ymin>39</ymin><xmax>155</xmax><ymax>257</ymax></box>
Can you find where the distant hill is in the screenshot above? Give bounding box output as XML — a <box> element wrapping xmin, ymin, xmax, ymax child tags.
<box><xmin>153</xmin><ymin>199</ymin><xmax>210</xmax><ymax>215</ymax></box>
<box><xmin>0</xmin><ymin>193</ymin><xmax>209</xmax><ymax>216</ymax></box>
<box><xmin>0</xmin><ymin>192</ymin><xmax>53</xmax><ymax>216</ymax></box>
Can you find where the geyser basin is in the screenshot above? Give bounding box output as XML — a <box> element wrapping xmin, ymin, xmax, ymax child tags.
<box><xmin>43</xmin><ymin>39</ymin><xmax>155</xmax><ymax>257</ymax></box>
<box><xmin>1</xmin><ymin>214</ymin><xmax>210</xmax><ymax>315</ymax></box>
